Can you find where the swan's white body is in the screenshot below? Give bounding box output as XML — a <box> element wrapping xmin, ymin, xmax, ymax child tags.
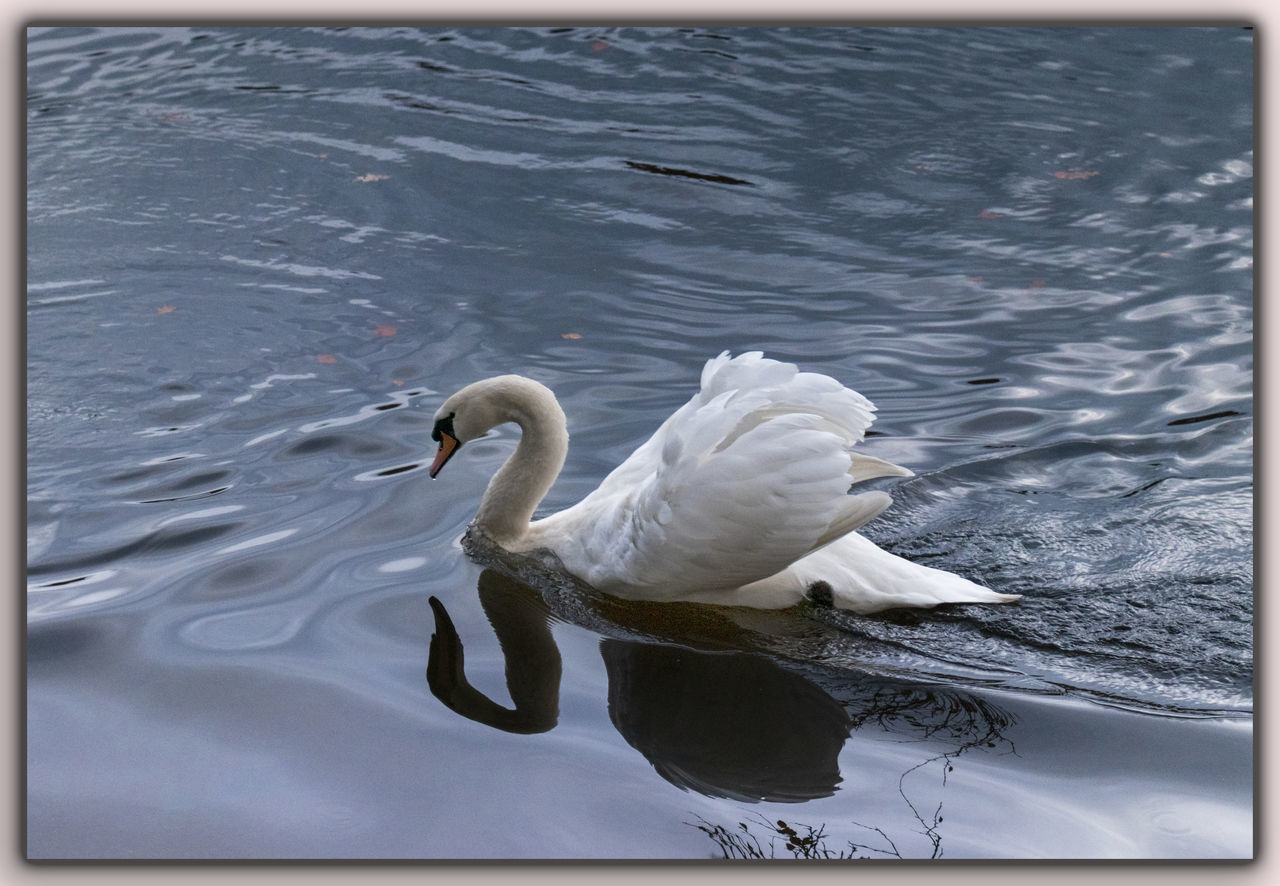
<box><xmin>430</xmin><ymin>352</ymin><xmax>1019</xmax><ymax>613</ymax></box>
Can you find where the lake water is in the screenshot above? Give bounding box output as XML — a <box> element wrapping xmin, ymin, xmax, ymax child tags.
<box><xmin>26</xmin><ymin>25</ymin><xmax>1253</xmax><ymax>859</ymax></box>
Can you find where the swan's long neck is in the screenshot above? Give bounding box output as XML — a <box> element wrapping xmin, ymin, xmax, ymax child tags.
<box><xmin>472</xmin><ymin>382</ymin><xmax>568</xmax><ymax>548</ymax></box>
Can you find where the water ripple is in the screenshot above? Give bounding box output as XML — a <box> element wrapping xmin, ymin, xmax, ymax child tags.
<box><xmin>27</xmin><ymin>26</ymin><xmax>1252</xmax><ymax>858</ymax></box>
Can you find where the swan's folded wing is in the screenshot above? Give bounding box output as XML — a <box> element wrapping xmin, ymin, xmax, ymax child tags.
<box><xmin>562</xmin><ymin>414</ymin><xmax>894</xmax><ymax>599</ymax></box>
<box><xmin>536</xmin><ymin>351</ymin><xmax>907</xmax><ymax>598</ymax></box>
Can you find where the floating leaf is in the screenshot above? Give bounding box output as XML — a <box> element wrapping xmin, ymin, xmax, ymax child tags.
<box><xmin>157</xmin><ymin>305</ymin><xmax>176</xmax><ymax>315</ymax></box>
<box><xmin>1053</xmin><ymin>170</ymin><xmax>1099</xmax><ymax>180</ymax></box>
<box><xmin>978</xmin><ymin>210</ymin><xmax>1002</xmax><ymax>219</ymax></box>
<box><xmin>561</xmin><ymin>332</ymin><xmax>583</xmax><ymax>340</ymax></box>
<box><xmin>317</xmin><ymin>354</ymin><xmax>337</xmax><ymax>364</ymax></box>
<box><xmin>375</xmin><ymin>324</ymin><xmax>398</xmax><ymax>337</ymax></box>
<box><xmin>392</xmin><ymin>379</ymin><xmax>405</xmax><ymax>387</ymax></box>
<box><xmin>355</xmin><ymin>173</ymin><xmax>389</xmax><ymax>182</ymax></box>
<box><xmin>592</xmin><ymin>40</ymin><xmax>609</xmax><ymax>51</ymax></box>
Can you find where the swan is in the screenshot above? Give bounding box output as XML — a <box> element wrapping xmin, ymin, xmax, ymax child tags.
<box><xmin>428</xmin><ymin>351</ymin><xmax>1020</xmax><ymax>613</ymax></box>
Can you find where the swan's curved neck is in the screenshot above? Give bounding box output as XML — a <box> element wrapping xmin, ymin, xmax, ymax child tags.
<box><xmin>472</xmin><ymin>383</ymin><xmax>568</xmax><ymax>548</ymax></box>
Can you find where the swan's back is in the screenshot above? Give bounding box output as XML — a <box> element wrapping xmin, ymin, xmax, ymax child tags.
<box><xmin>531</xmin><ymin>352</ymin><xmax>911</xmax><ymax>600</ymax></box>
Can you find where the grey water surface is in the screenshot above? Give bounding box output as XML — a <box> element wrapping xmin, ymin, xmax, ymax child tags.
<box><xmin>26</xmin><ymin>26</ymin><xmax>1252</xmax><ymax>859</ymax></box>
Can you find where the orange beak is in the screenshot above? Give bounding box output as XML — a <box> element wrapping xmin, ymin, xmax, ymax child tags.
<box><xmin>428</xmin><ymin>432</ymin><xmax>459</xmax><ymax>479</ymax></box>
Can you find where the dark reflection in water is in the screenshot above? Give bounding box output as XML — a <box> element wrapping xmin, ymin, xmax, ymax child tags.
<box><xmin>429</xmin><ymin>567</ymin><xmax>1015</xmax><ymax>813</ymax></box>
<box><xmin>602</xmin><ymin>640</ymin><xmax>848</xmax><ymax>803</ymax></box>
<box><xmin>427</xmin><ymin>575</ymin><xmax>561</xmax><ymax>735</ymax></box>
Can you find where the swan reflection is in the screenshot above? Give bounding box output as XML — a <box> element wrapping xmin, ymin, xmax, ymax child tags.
<box><xmin>427</xmin><ymin>567</ymin><xmax>1015</xmax><ymax>814</ymax></box>
<box><xmin>601</xmin><ymin>639</ymin><xmax>849</xmax><ymax>802</ymax></box>
<box><xmin>426</xmin><ymin>581</ymin><xmax>560</xmax><ymax>735</ymax></box>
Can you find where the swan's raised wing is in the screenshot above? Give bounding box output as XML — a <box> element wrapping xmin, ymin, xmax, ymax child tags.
<box><xmin>583</xmin><ymin>352</ymin><xmax>883</xmax><ymax>494</ymax></box>
<box><xmin>537</xmin><ymin>352</ymin><xmax>912</xmax><ymax>599</ymax></box>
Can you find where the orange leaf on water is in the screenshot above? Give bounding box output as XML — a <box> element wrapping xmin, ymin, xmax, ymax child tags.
<box><xmin>561</xmin><ymin>332</ymin><xmax>583</xmax><ymax>340</ymax></box>
<box><xmin>375</xmin><ymin>324</ymin><xmax>398</xmax><ymax>337</ymax></box>
<box><xmin>392</xmin><ymin>379</ymin><xmax>405</xmax><ymax>386</ymax></box>
<box><xmin>317</xmin><ymin>354</ymin><xmax>337</xmax><ymax>364</ymax></box>
<box><xmin>356</xmin><ymin>173</ymin><xmax>389</xmax><ymax>182</ymax></box>
<box><xmin>157</xmin><ymin>305</ymin><xmax>176</xmax><ymax>314</ymax></box>
<box><xmin>978</xmin><ymin>210</ymin><xmax>1003</xmax><ymax>219</ymax></box>
<box><xmin>1053</xmin><ymin>170</ymin><xmax>1099</xmax><ymax>180</ymax></box>
<box><xmin>592</xmin><ymin>40</ymin><xmax>609</xmax><ymax>52</ymax></box>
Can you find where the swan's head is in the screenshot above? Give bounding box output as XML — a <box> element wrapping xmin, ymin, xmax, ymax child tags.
<box><xmin>428</xmin><ymin>375</ymin><xmax>564</xmax><ymax>479</ymax></box>
<box><xmin>429</xmin><ymin>408</ymin><xmax>462</xmax><ymax>479</ymax></box>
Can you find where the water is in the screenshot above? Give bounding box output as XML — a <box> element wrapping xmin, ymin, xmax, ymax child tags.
<box><xmin>26</xmin><ymin>26</ymin><xmax>1253</xmax><ymax>859</ymax></box>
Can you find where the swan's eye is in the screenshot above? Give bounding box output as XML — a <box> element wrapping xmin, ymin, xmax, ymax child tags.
<box><xmin>432</xmin><ymin>411</ymin><xmax>457</xmax><ymax>443</ymax></box>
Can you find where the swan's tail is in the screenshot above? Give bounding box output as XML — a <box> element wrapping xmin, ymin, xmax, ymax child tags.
<box><xmin>726</xmin><ymin>532</ymin><xmax>1020</xmax><ymax>614</ymax></box>
<box><xmin>818</xmin><ymin>533</ymin><xmax>1021</xmax><ymax>612</ymax></box>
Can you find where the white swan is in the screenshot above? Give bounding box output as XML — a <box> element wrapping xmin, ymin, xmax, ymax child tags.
<box><xmin>429</xmin><ymin>351</ymin><xmax>1020</xmax><ymax>613</ymax></box>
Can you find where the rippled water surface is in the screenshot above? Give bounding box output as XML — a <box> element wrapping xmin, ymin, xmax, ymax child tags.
<box><xmin>27</xmin><ymin>26</ymin><xmax>1252</xmax><ymax>859</ymax></box>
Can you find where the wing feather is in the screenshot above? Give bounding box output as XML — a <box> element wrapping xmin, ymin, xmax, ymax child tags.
<box><xmin>534</xmin><ymin>352</ymin><xmax>909</xmax><ymax>600</ymax></box>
